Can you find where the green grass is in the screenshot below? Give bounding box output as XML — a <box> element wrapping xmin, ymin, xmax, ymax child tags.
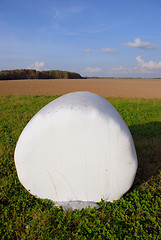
<box><xmin>0</xmin><ymin>95</ymin><xmax>161</xmax><ymax>239</ymax></box>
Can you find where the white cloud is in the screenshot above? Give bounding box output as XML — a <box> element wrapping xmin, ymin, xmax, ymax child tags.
<box><xmin>27</xmin><ymin>61</ymin><xmax>45</xmax><ymax>71</ymax></box>
<box><xmin>123</xmin><ymin>38</ymin><xmax>158</xmax><ymax>50</ymax></box>
<box><xmin>136</xmin><ymin>56</ymin><xmax>161</xmax><ymax>69</ymax></box>
<box><xmin>109</xmin><ymin>66</ymin><xmax>130</xmax><ymax>74</ymax></box>
<box><xmin>109</xmin><ymin>65</ymin><xmax>151</xmax><ymax>75</ymax></box>
<box><xmin>84</xmin><ymin>48</ymin><xmax>92</xmax><ymax>53</ymax></box>
<box><xmin>109</xmin><ymin>56</ymin><xmax>161</xmax><ymax>75</ymax></box>
<box><xmin>101</xmin><ymin>48</ymin><xmax>118</xmax><ymax>53</ymax></box>
<box><xmin>83</xmin><ymin>67</ymin><xmax>101</xmax><ymax>73</ymax></box>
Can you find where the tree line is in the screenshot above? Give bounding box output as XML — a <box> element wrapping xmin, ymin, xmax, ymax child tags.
<box><xmin>0</xmin><ymin>69</ymin><xmax>83</xmax><ymax>80</ymax></box>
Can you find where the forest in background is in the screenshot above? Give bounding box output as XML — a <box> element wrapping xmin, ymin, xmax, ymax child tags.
<box><xmin>0</xmin><ymin>69</ymin><xmax>83</xmax><ymax>80</ymax></box>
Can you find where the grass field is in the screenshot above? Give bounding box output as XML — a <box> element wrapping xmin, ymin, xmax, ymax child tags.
<box><xmin>0</xmin><ymin>95</ymin><xmax>161</xmax><ymax>239</ymax></box>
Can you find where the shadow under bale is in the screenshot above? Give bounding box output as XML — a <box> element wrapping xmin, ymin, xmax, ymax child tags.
<box><xmin>129</xmin><ymin>121</ymin><xmax>161</xmax><ymax>188</ymax></box>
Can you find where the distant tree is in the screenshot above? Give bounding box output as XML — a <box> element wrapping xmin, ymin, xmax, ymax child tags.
<box><xmin>0</xmin><ymin>69</ymin><xmax>83</xmax><ymax>80</ymax></box>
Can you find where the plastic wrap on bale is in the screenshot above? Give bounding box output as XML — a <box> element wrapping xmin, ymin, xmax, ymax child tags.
<box><xmin>14</xmin><ymin>91</ymin><xmax>138</xmax><ymax>210</ymax></box>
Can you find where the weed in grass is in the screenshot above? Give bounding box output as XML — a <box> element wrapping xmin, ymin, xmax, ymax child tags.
<box><xmin>0</xmin><ymin>95</ymin><xmax>161</xmax><ymax>239</ymax></box>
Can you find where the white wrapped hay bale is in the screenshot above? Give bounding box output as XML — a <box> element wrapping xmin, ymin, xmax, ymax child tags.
<box><xmin>14</xmin><ymin>91</ymin><xmax>138</xmax><ymax>210</ymax></box>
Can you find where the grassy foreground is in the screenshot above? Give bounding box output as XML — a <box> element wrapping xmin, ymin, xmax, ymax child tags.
<box><xmin>0</xmin><ymin>95</ymin><xmax>161</xmax><ymax>239</ymax></box>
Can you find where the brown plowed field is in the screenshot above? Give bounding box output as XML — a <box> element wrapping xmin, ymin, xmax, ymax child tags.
<box><xmin>0</xmin><ymin>78</ymin><xmax>161</xmax><ymax>98</ymax></box>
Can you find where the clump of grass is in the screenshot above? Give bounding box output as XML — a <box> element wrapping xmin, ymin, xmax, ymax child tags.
<box><xmin>0</xmin><ymin>95</ymin><xmax>161</xmax><ymax>239</ymax></box>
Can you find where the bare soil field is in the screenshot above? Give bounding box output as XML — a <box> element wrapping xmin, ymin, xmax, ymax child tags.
<box><xmin>0</xmin><ymin>78</ymin><xmax>161</xmax><ymax>98</ymax></box>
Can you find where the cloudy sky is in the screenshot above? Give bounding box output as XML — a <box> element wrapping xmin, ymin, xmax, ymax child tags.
<box><xmin>0</xmin><ymin>0</ymin><xmax>161</xmax><ymax>77</ymax></box>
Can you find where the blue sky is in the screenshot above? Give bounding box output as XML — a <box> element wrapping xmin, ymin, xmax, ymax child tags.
<box><xmin>0</xmin><ymin>0</ymin><xmax>161</xmax><ymax>77</ymax></box>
